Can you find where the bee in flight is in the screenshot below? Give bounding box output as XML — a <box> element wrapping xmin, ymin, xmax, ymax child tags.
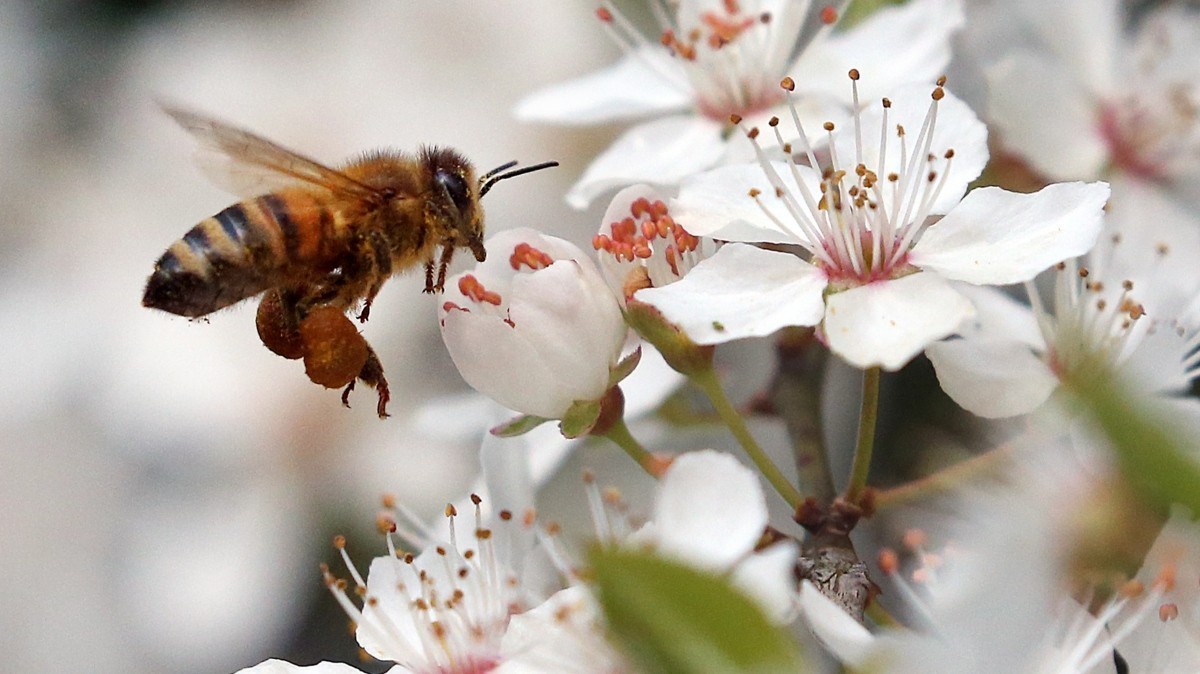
<box><xmin>143</xmin><ymin>106</ymin><xmax>557</xmax><ymax>417</ymax></box>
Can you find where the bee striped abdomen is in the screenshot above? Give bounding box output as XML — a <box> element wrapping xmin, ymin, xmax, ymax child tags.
<box><xmin>143</xmin><ymin>201</ymin><xmax>284</xmax><ymax>317</ymax></box>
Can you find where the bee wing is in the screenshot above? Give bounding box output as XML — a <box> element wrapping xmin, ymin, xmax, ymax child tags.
<box><xmin>162</xmin><ymin>105</ymin><xmax>385</xmax><ymax>200</ymax></box>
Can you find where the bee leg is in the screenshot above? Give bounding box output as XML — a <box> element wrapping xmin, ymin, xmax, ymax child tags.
<box><xmin>336</xmin><ymin>343</ymin><xmax>391</xmax><ymax>418</ymax></box>
<box><xmin>357</xmin><ymin>230</ymin><xmax>393</xmax><ymax>324</ymax></box>
<box><xmin>357</xmin><ymin>348</ymin><xmax>391</xmax><ymax>418</ymax></box>
<box><xmin>433</xmin><ymin>241</ymin><xmax>456</xmax><ymax>293</ymax></box>
<box><xmin>423</xmin><ymin>259</ymin><xmax>436</xmax><ymax>293</ymax></box>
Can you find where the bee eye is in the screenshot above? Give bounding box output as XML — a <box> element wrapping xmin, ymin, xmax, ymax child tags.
<box><xmin>434</xmin><ymin>169</ymin><xmax>472</xmax><ymax>214</ymax></box>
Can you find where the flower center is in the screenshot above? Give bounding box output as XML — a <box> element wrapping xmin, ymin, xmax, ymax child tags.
<box><xmin>322</xmin><ymin>495</ymin><xmax>523</xmax><ymax>673</ymax></box>
<box><xmin>1096</xmin><ymin>88</ymin><xmax>1199</xmax><ymax>181</ymax></box>
<box><xmin>1028</xmin><ymin>261</ymin><xmax>1146</xmax><ymax>380</ymax></box>
<box><xmin>738</xmin><ymin>71</ymin><xmax>955</xmax><ymax>288</ymax></box>
<box><xmin>595</xmin><ymin>1</ymin><xmax>843</xmax><ymax>123</ymax></box>
<box><xmin>594</xmin><ymin>195</ymin><xmax>704</xmax><ymax>297</ymax></box>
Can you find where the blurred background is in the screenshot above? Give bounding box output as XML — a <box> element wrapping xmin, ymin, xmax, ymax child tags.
<box><xmin>0</xmin><ymin>1</ymin><xmax>621</xmax><ymax>671</ymax></box>
<box><xmin>4</xmin><ymin>1</ymin><xmax>1196</xmax><ymax>672</ymax></box>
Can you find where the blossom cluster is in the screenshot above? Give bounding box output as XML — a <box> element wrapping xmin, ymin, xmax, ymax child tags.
<box><xmin>237</xmin><ymin>1</ymin><xmax>1200</xmax><ymax>672</ymax></box>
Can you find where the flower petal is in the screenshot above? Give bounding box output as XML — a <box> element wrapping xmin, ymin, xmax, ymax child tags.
<box><xmin>926</xmin><ymin>337</ymin><xmax>1058</xmax><ymax>418</ymax></box>
<box><xmin>236</xmin><ymin>661</ymin><xmax>364</xmax><ymax>674</ymax></box>
<box><xmin>986</xmin><ymin>52</ymin><xmax>1108</xmax><ymax>181</ymax></box>
<box><xmin>797</xmin><ymin>580</ymin><xmax>876</xmax><ymax>669</ymax></box>
<box><xmin>672</xmin><ymin>163</ymin><xmax>816</xmax><ymax>245</ymax></box>
<box><xmin>823</xmin><ymin>272</ymin><xmax>974</xmax><ymax>371</ymax></box>
<box><xmin>730</xmin><ymin>540</ymin><xmax>800</xmax><ymax>624</ymax></box>
<box><xmin>653</xmin><ymin>450</ymin><xmax>767</xmax><ymax>571</ymax></box>
<box><xmin>566</xmin><ymin>115</ymin><xmax>726</xmax><ymax>208</ymax></box>
<box><xmin>792</xmin><ymin>0</ymin><xmax>964</xmax><ymax>105</ymax></box>
<box><xmin>1012</xmin><ymin>0</ymin><xmax>1121</xmax><ymax>94</ymax></box>
<box><xmin>950</xmin><ymin>284</ymin><xmax>1046</xmax><ymax>349</ymax></box>
<box><xmin>909</xmin><ymin>182</ymin><xmax>1110</xmax><ymax>285</ymax></box>
<box><xmin>635</xmin><ymin>244</ymin><xmax>827</xmax><ymax>345</ymax></box>
<box><xmin>513</xmin><ymin>47</ymin><xmax>691</xmax><ymax>125</ymax></box>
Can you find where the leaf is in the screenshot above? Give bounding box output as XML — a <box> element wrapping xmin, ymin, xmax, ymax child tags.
<box><xmin>490</xmin><ymin>413</ymin><xmax>551</xmax><ymax>437</ymax></box>
<box><xmin>591</xmin><ymin>547</ymin><xmax>807</xmax><ymax>674</ymax></box>
<box><xmin>1065</xmin><ymin>363</ymin><xmax>1200</xmax><ymax>516</ymax></box>
<box><xmin>560</xmin><ymin>399</ymin><xmax>602</xmax><ymax>439</ymax></box>
<box><xmin>841</xmin><ymin>0</ymin><xmax>905</xmax><ymax>27</ymax></box>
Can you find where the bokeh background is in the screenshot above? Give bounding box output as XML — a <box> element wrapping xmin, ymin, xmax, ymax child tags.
<box><xmin>0</xmin><ymin>1</ymin><xmax>618</xmax><ymax>671</ymax></box>
<box><xmin>4</xmin><ymin>1</ymin><xmax>1195</xmax><ymax>672</ymax></box>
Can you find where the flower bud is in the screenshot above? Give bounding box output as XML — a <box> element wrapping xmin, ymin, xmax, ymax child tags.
<box><xmin>439</xmin><ymin>228</ymin><xmax>628</xmax><ymax>419</ymax></box>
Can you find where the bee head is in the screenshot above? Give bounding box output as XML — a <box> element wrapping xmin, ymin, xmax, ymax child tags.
<box><xmin>424</xmin><ymin>147</ymin><xmax>485</xmax><ymax>260</ymax></box>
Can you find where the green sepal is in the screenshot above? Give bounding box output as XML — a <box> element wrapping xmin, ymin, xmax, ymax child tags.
<box><xmin>489</xmin><ymin>413</ymin><xmax>551</xmax><ymax>438</ymax></box>
<box><xmin>608</xmin><ymin>346</ymin><xmax>643</xmax><ymax>388</ymax></box>
<box><xmin>624</xmin><ymin>299</ymin><xmax>714</xmax><ymax>377</ymax></box>
<box><xmin>591</xmin><ymin>547</ymin><xmax>807</xmax><ymax>674</ymax></box>
<box><xmin>560</xmin><ymin>398</ymin><xmax>602</xmax><ymax>439</ymax></box>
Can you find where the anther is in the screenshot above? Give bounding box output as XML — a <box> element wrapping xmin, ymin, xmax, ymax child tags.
<box><xmin>820</xmin><ymin>5</ymin><xmax>838</xmax><ymax>24</ymax></box>
<box><xmin>848</xmin><ymin>68</ymin><xmax>860</xmax><ymax>81</ymax></box>
<box><xmin>780</xmin><ymin>77</ymin><xmax>795</xmax><ymax>91</ymax></box>
<box><xmin>932</xmin><ymin>87</ymin><xmax>945</xmax><ymax>101</ymax></box>
<box><xmin>729</xmin><ymin>113</ymin><xmax>743</xmax><ymax>125</ymax></box>
<box><xmin>768</xmin><ymin>116</ymin><xmax>780</xmax><ymax>127</ymax></box>
<box><xmin>823</xmin><ymin>121</ymin><xmax>835</xmax><ymax>132</ymax></box>
<box><xmin>596</xmin><ymin>7</ymin><xmax>613</xmax><ymax>22</ymax></box>
<box><xmin>878</xmin><ymin>548</ymin><xmax>899</xmax><ymax>575</ymax></box>
<box><xmin>445</xmin><ymin>504</ymin><xmax>457</xmax><ymax>517</ymax></box>
<box><xmin>333</xmin><ymin>535</ymin><xmax>347</xmax><ymax>549</ymax></box>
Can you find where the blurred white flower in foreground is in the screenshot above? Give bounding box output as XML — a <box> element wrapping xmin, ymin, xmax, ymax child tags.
<box><xmin>636</xmin><ymin>77</ymin><xmax>1110</xmax><ymax>370</ymax></box>
<box><xmin>800</xmin><ymin>440</ymin><xmax>1200</xmax><ymax>673</ymax></box>
<box><xmin>439</xmin><ymin>228</ymin><xmax>627</xmax><ymax>420</ymax></box>
<box><xmin>928</xmin><ymin>179</ymin><xmax>1200</xmax><ymax>418</ymax></box>
<box><xmin>495</xmin><ymin>450</ymin><xmax>801</xmax><ymax>671</ymax></box>
<box><xmin>516</xmin><ymin>0</ymin><xmax>964</xmax><ymax>207</ymax></box>
<box><xmin>979</xmin><ymin>0</ymin><xmax>1200</xmax><ymax>196</ymax></box>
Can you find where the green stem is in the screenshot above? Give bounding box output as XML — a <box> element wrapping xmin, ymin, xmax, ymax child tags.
<box><xmin>845</xmin><ymin>367</ymin><xmax>880</xmax><ymax>504</ymax></box>
<box><xmin>873</xmin><ymin>444</ymin><xmax>1015</xmax><ymax>510</ymax></box>
<box><xmin>692</xmin><ymin>368</ymin><xmax>803</xmax><ymax>510</ymax></box>
<box><xmin>601</xmin><ymin>418</ymin><xmax>657</xmax><ymax>477</ymax></box>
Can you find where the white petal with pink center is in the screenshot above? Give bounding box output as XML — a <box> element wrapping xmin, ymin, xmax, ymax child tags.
<box><xmin>928</xmin><ymin>179</ymin><xmax>1200</xmax><ymax>418</ymax></box>
<box><xmin>635</xmin><ymin>75</ymin><xmax>1108</xmax><ymax>370</ymax></box>
<box><xmin>439</xmin><ymin>229</ymin><xmax>627</xmax><ymax>419</ymax></box>
<box><xmin>978</xmin><ymin>1</ymin><xmax>1200</xmax><ymax>190</ymax></box>
<box><xmin>517</xmin><ymin>0</ymin><xmax>964</xmax><ymax>207</ymax></box>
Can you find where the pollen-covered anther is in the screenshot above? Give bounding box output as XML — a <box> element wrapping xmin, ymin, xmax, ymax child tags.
<box><xmin>1160</xmin><ymin>603</ymin><xmax>1180</xmax><ymax>621</ymax></box>
<box><xmin>376</xmin><ymin>512</ymin><xmax>398</xmax><ymax>535</ymax></box>
<box><xmin>595</xmin><ymin>6</ymin><xmax>613</xmax><ymax>23</ymax></box>
<box><xmin>458</xmin><ymin>274</ymin><xmax>502</xmax><ymax>306</ymax></box>
<box><xmin>902</xmin><ymin>528</ymin><xmax>928</xmax><ymax>550</ymax></box>
<box><xmin>820</xmin><ymin>5</ymin><xmax>838</xmax><ymax>24</ymax></box>
<box><xmin>510</xmin><ymin>242</ymin><xmax>554</xmax><ymax>271</ymax></box>
<box><xmin>878</xmin><ymin>548</ymin><xmax>900</xmax><ymax>575</ymax></box>
<box><xmin>780</xmin><ymin>76</ymin><xmax>795</xmax><ymax>91</ymax></box>
<box><xmin>333</xmin><ymin>534</ymin><xmax>347</xmax><ymax>550</ymax></box>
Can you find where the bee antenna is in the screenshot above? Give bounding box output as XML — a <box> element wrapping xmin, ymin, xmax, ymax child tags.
<box><xmin>480</xmin><ymin>161</ymin><xmax>560</xmax><ymax>197</ymax></box>
<box><xmin>479</xmin><ymin>160</ymin><xmax>520</xmax><ymax>183</ymax></box>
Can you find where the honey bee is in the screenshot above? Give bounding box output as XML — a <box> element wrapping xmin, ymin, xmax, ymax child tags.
<box><xmin>143</xmin><ymin>106</ymin><xmax>557</xmax><ymax>417</ymax></box>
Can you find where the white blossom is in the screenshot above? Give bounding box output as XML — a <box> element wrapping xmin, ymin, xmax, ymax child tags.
<box><xmin>439</xmin><ymin>229</ymin><xmax>628</xmax><ymax>419</ymax></box>
<box><xmin>636</xmin><ymin>77</ymin><xmax>1109</xmax><ymax>370</ymax></box>
<box><xmin>516</xmin><ymin>0</ymin><xmax>965</xmax><ymax>207</ymax></box>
